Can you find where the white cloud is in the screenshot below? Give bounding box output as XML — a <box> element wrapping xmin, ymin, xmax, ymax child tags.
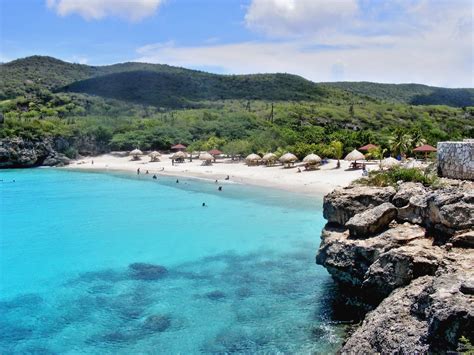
<box><xmin>135</xmin><ymin>25</ymin><xmax>472</xmax><ymax>87</ymax></box>
<box><xmin>133</xmin><ymin>0</ymin><xmax>472</xmax><ymax>87</ymax></box>
<box><xmin>245</xmin><ymin>0</ymin><xmax>359</xmax><ymax>37</ymax></box>
<box><xmin>46</xmin><ymin>0</ymin><xmax>163</xmax><ymax>21</ymax></box>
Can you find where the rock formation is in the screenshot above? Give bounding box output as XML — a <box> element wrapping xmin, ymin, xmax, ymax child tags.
<box><xmin>316</xmin><ymin>181</ymin><xmax>474</xmax><ymax>352</ymax></box>
<box><xmin>0</xmin><ymin>137</ymin><xmax>70</xmax><ymax>168</ymax></box>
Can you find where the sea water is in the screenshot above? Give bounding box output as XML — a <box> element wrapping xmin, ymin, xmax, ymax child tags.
<box><xmin>0</xmin><ymin>169</ymin><xmax>344</xmax><ymax>354</ymax></box>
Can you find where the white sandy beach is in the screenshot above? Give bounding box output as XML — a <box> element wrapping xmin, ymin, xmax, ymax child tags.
<box><xmin>65</xmin><ymin>153</ymin><xmax>378</xmax><ymax>196</ymax></box>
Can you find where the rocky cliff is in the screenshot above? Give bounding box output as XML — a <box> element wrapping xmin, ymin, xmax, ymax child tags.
<box><xmin>0</xmin><ymin>137</ymin><xmax>70</xmax><ymax>168</ymax></box>
<box><xmin>316</xmin><ymin>181</ymin><xmax>474</xmax><ymax>353</ymax></box>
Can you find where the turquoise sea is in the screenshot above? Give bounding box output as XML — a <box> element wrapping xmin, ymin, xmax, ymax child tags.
<box><xmin>0</xmin><ymin>168</ymin><xmax>343</xmax><ymax>354</ymax></box>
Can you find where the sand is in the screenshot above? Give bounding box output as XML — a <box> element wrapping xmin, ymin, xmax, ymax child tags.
<box><xmin>65</xmin><ymin>153</ymin><xmax>378</xmax><ymax>196</ymax></box>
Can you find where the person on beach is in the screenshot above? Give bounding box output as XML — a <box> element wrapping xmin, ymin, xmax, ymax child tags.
<box><xmin>146</xmin><ymin>170</ymin><xmax>149</xmax><ymax>174</ymax></box>
<box><xmin>215</xmin><ymin>180</ymin><xmax>218</xmax><ymax>184</ymax></box>
<box><xmin>225</xmin><ymin>175</ymin><xmax>230</xmax><ymax>180</ymax></box>
<box><xmin>297</xmin><ymin>168</ymin><xmax>301</xmax><ymax>173</ymax></box>
<box><xmin>153</xmin><ymin>175</ymin><xmax>157</xmax><ymax>179</ymax></box>
<box><xmin>137</xmin><ymin>168</ymin><xmax>140</xmax><ymax>175</ymax></box>
<box><xmin>91</xmin><ymin>160</ymin><xmax>94</xmax><ymax>165</ymax></box>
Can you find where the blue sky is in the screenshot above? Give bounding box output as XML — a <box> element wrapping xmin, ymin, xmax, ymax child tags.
<box><xmin>1</xmin><ymin>0</ymin><xmax>472</xmax><ymax>87</ymax></box>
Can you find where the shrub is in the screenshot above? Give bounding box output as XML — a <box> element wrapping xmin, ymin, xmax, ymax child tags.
<box><xmin>359</xmin><ymin>166</ymin><xmax>439</xmax><ymax>187</ymax></box>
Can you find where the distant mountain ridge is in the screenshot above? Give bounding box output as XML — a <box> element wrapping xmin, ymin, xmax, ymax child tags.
<box><xmin>1</xmin><ymin>55</ymin><xmax>473</xmax><ymax>107</ymax></box>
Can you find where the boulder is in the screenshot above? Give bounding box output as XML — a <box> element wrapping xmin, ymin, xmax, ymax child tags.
<box><xmin>341</xmin><ymin>267</ymin><xmax>474</xmax><ymax>353</ymax></box>
<box><xmin>323</xmin><ymin>185</ymin><xmax>396</xmax><ymax>225</ymax></box>
<box><xmin>317</xmin><ymin>181</ymin><xmax>474</xmax><ymax>353</ymax></box>
<box><xmin>317</xmin><ymin>223</ymin><xmax>426</xmax><ymax>291</ymax></box>
<box><xmin>392</xmin><ymin>182</ymin><xmax>427</xmax><ymax>208</ymax></box>
<box><xmin>450</xmin><ymin>230</ymin><xmax>474</xmax><ymax>248</ymax></box>
<box><xmin>346</xmin><ymin>203</ymin><xmax>397</xmax><ymax>238</ymax></box>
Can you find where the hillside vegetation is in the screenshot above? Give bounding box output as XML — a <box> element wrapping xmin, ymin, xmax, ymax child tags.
<box><xmin>323</xmin><ymin>82</ymin><xmax>474</xmax><ymax>107</ymax></box>
<box><xmin>0</xmin><ymin>56</ymin><xmax>473</xmax><ymax>161</ymax></box>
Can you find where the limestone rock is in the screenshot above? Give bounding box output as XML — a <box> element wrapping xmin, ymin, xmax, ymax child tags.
<box><xmin>392</xmin><ymin>182</ymin><xmax>427</xmax><ymax>208</ymax></box>
<box><xmin>451</xmin><ymin>230</ymin><xmax>474</xmax><ymax>248</ymax></box>
<box><xmin>317</xmin><ymin>181</ymin><xmax>474</xmax><ymax>352</ymax></box>
<box><xmin>346</xmin><ymin>202</ymin><xmax>397</xmax><ymax>237</ymax></box>
<box><xmin>323</xmin><ymin>185</ymin><xmax>396</xmax><ymax>225</ymax></box>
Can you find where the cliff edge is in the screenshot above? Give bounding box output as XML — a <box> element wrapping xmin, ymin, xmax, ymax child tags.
<box><xmin>316</xmin><ymin>181</ymin><xmax>474</xmax><ymax>353</ymax></box>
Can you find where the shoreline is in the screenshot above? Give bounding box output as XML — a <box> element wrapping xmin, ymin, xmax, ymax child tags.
<box><xmin>63</xmin><ymin>153</ymin><xmax>376</xmax><ymax>197</ymax></box>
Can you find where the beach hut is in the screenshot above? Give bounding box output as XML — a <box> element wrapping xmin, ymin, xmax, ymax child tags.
<box><xmin>359</xmin><ymin>144</ymin><xmax>378</xmax><ymax>152</ymax></box>
<box><xmin>262</xmin><ymin>153</ymin><xmax>278</xmax><ymax>166</ymax></box>
<box><xmin>200</xmin><ymin>152</ymin><xmax>214</xmax><ymax>166</ymax></box>
<box><xmin>303</xmin><ymin>153</ymin><xmax>322</xmax><ymax>170</ymax></box>
<box><xmin>130</xmin><ymin>148</ymin><xmax>143</xmax><ymax>161</ymax></box>
<box><xmin>279</xmin><ymin>152</ymin><xmax>298</xmax><ymax>168</ymax></box>
<box><xmin>245</xmin><ymin>153</ymin><xmax>261</xmax><ymax>166</ymax></box>
<box><xmin>171</xmin><ymin>151</ymin><xmax>187</xmax><ymax>164</ymax></box>
<box><xmin>171</xmin><ymin>143</ymin><xmax>187</xmax><ymax>151</ymax></box>
<box><xmin>380</xmin><ymin>157</ymin><xmax>400</xmax><ymax>169</ymax></box>
<box><xmin>149</xmin><ymin>151</ymin><xmax>161</xmax><ymax>162</ymax></box>
<box><xmin>413</xmin><ymin>144</ymin><xmax>437</xmax><ymax>160</ymax></box>
<box><xmin>345</xmin><ymin>149</ymin><xmax>365</xmax><ymax>168</ymax></box>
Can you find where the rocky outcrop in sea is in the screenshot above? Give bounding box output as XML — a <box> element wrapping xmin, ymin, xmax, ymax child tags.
<box><xmin>316</xmin><ymin>181</ymin><xmax>474</xmax><ymax>353</ymax></box>
<box><xmin>0</xmin><ymin>137</ymin><xmax>70</xmax><ymax>168</ymax></box>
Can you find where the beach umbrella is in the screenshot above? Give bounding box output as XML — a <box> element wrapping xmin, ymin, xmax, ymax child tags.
<box><xmin>208</xmin><ymin>149</ymin><xmax>222</xmax><ymax>156</ymax></box>
<box><xmin>199</xmin><ymin>152</ymin><xmax>214</xmax><ymax>161</ymax></box>
<box><xmin>171</xmin><ymin>151</ymin><xmax>187</xmax><ymax>160</ymax></box>
<box><xmin>380</xmin><ymin>157</ymin><xmax>400</xmax><ymax>168</ymax></box>
<box><xmin>279</xmin><ymin>153</ymin><xmax>298</xmax><ymax>163</ymax></box>
<box><xmin>245</xmin><ymin>153</ymin><xmax>261</xmax><ymax>161</ymax></box>
<box><xmin>262</xmin><ymin>153</ymin><xmax>277</xmax><ymax>162</ymax></box>
<box><xmin>279</xmin><ymin>153</ymin><xmax>298</xmax><ymax>168</ymax></box>
<box><xmin>149</xmin><ymin>151</ymin><xmax>161</xmax><ymax>162</ymax></box>
<box><xmin>413</xmin><ymin>144</ymin><xmax>437</xmax><ymax>160</ymax></box>
<box><xmin>130</xmin><ymin>148</ymin><xmax>143</xmax><ymax>156</ymax></box>
<box><xmin>171</xmin><ymin>143</ymin><xmax>187</xmax><ymax>151</ymax></box>
<box><xmin>359</xmin><ymin>144</ymin><xmax>378</xmax><ymax>152</ymax></box>
<box><xmin>245</xmin><ymin>153</ymin><xmax>261</xmax><ymax>166</ymax></box>
<box><xmin>303</xmin><ymin>153</ymin><xmax>322</xmax><ymax>164</ymax></box>
<box><xmin>344</xmin><ymin>149</ymin><xmax>365</xmax><ymax>161</ymax></box>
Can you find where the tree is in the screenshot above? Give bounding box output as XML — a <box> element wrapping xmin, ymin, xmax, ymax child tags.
<box><xmin>222</xmin><ymin>140</ymin><xmax>252</xmax><ymax>160</ymax></box>
<box><xmin>389</xmin><ymin>129</ymin><xmax>413</xmax><ymax>158</ymax></box>
<box><xmin>329</xmin><ymin>140</ymin><xmax>344</xmax><ymax>165</ymax></box>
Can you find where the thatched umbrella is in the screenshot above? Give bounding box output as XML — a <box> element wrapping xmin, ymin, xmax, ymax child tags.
<box><xmin>199</xmin><ymin>152</ymin><xmax>214</xmax><ymax>166</ymax></box>
<box><xmin>149</xmin><ymin>151</ymin><xmax>161</xmax><ymax>162</ymax></box>
<box><xmin>413</xmin><ymin>144</ymin><xmax>437</xmax><ymax>160</ymax></box>
<box><xmin>303</xmin><ymin>153</ymin><xmax>322</xmax><ymax>164</ymax></box>
<box><xmin>245</xmin><ymin>153</ymin><xmax>261</xmax><ymax>166</ymax></box>
<box><xmin>171</xmin><ymin>151</ymin><xmax>187</xmax><ymax>163</ymax></box>
<box><xmin>303</xmin><ymin>153</ymin><xmax>322</xmax><ymax>170</ymax></box>
<box><xmin>262</xmin><ymin>153</ymin><xmax>277</xmax><ymax>166</ymax></box>
<box><xmin>130</xmin><ymin>148</ymin><xmax>143</xmax><ymax>160</ymax></box>
<box><xmin>380</xmin><ymin>157</ymin><xmax>400</xmax><ymax>169</ymax></box>
<box><xmin>279</xmin><ymin>152</ymin><xmax>298</xmax><ymax>168</ymax></box>
<box><xmin>345</xmin><ymin>149</ymin><xmax>365</xmax><ymax>168</ymax></box>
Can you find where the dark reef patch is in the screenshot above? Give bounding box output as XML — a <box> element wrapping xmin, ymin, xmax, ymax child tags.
<box><xmin>128</xmin><ymin>263</ymin><xmax>168</xmax><ymax>280</ymax></box>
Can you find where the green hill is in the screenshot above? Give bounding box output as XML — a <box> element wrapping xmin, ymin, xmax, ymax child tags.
<box><xmin>322</xmin><ymin>82</ymin><xmax>474</xmax><ymax>107</ymax></box>
<box><xmin>1</xmin><ymin>56</ymin><xmax>472</xmax><ymax>107</ymax></box>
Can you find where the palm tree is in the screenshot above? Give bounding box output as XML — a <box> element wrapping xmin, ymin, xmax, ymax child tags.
<box><xmin>389</xmin><ymin>130</ymin><xmax>413</xmax><ymax>159</ymax></box>
<box><xmin>330</xmin><ymin>141</ymin><xmax>343</xmax><ymax>168</ymax></box>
